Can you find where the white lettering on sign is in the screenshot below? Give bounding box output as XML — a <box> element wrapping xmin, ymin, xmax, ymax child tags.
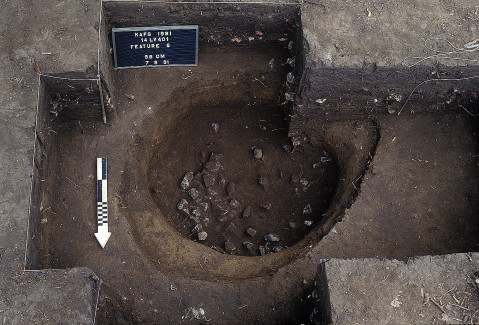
<box><xmin>145</xmin><ymin>59</ymin><xmax>170</xmax><ymax>65</ymax></box>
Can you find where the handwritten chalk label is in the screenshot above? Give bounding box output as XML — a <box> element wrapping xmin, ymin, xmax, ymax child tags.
<box><xmin>112</xmin><ymin>25</ymin><xmax>198</xmax><ymax>69</ymax></box>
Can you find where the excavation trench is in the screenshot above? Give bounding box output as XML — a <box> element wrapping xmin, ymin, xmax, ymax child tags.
<box><xmin>27</xmin><ymin>3</ymin><xmax>381</xmax><ymax>323</ymax></box>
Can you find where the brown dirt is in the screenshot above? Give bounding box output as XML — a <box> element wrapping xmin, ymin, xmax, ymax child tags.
<box><xmin>148</xmin><ymin>101</ymin><xmax>338</xmax><ymax>256</ymax></box>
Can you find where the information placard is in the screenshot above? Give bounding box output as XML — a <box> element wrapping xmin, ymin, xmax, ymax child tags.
<box><xmin>112</xmin><ymin>25</ymin><xmax>198</xmax><ymax>69</ymax></box>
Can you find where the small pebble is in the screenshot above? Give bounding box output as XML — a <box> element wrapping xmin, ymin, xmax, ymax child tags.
<box><xmin>243</xmin><ymin>241</ymin><xmax>255</xmax><ymax>253</ymax></box>
<box><xmin>282</xmin><ymin>142</ymin><xmax>292</xmax><ymax>153</ymax></box>
<box><xmin>226</xmin><ymin>182</ymin><xmax>236</xmax><ymax>196</ymax></box>
<box><xmin>273</xmin><ymin>246</ymin><xmax>284</xmax><ymax>253</ymax></box>
<box><xmin>225</xmin><ymin>222</ymin><xmax>236</xmax><ymax>233</ymax></box>
<box><xmin>188</xmin><ymin>188</ymin><xmax>199</xmax><ymax>200</ymax></box>
<box><xmin>258</xmin><ymin>246</ymin><xmax>266</xmax><ymax>256</ymax></box>
<box><xmin>264</xmin><ymin>234</ymin><xmax>280</xmax><ymax>242</ymax></box>
<box><xmin>246</xmin><ymin>227</ymin><xmax>257</xmax><ymax>237</ymax></box>
<box><xmin>206</xmin><ymin>188</ymin><xmax>218</xmax><ymax>197</ymax></box>
<box><xmin>242</xmin><ymin>206</ymin><xmax>251</xmax><ymax>218</ymax></box>
<box><xmin>191</xmin><ymin>224</ymin><xmax>203</xmax><ymax>234</ymax></box>
<box><xmin>191</xmin><ymin>207</ymin><xmax>201</xmax><ymax>217</ymax></box>
<box><xmin>211</xmin><ymin>122</ymin><xmax>219</xmax><ymax>133</ymax></box>
<box><xmin>291</xmin><ymin>174</ymin><xmax>299</xmax><ymax>183</ymax></box>
<box><xmin>198</xmin><ymin>231</ymin><xmax>208</xmax><ymax>241</ymax></box>
<box><xmin>253</xmin><ymin>148</ymin><xmax>263</xmax><ymax>159</ymax></box>
<box><xmin>260</xmin><ymin>203</ymin><xmax>272</xmax><ymax>210</ymax></box>
<box><xmin>303</xmin><ymin>204</ymin><xmax>312</xmax><ymax>214</ymax></box>
<box><xmin>230</xmin><ymin>199</ymin><xmax>240</xmax><ymax>208</ymax></box>
<box><xmin>224</xmin><ymin>241</ymin><xmax>236</xmax><ymax>254</ymax></box>
<box><xmin>218</xmin><ymin>173</ymin><xmax>226</xmax><ymax>189</ymax></box>
<box><xmin>304</xmin><ymin>220</ymin><xmax>313</xmax><ymax>226</ymax></box>
<box><xmin>203</xmin><ymin>173</ymin><xmax>216</xmax><ymax>188</ymax></box>
<box><xmin>258</xmin><ymin>175</ymin><xmax>269</xmax><ymax>189</ymax></box>
<box><xmin>176</xmin><ymin>199</ymin><xmax>188</xmax><ymax>211</ymax></box>
<box><xmin>199</xmin><ymin>202</ymin><xmax>209</xmax><ymax>212</ymax></box>
<box><xmin>180</xmin><ymin>172</ymin><xmax>194</xmax><ymax>189</ymax></box>
<box><xmin>288</xmin><ymin>222</ymin><xmax>297</xmax><ymax>229</ymax></box>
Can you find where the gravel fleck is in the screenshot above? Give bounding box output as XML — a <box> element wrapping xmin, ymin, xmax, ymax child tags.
<box><xmin>246</xmin><ymin>227</ymin><xmax>257</xmax><ymax>237</ymax></box>
<box><xmin>226</xmin><ymin>182</ymin><xmax>236</xmax><ymax>196</ymax></box>
<box><xmin>243</xmin><ymin>241</ymin><xmax>255</xmax><ymax>253</ymax></box>
<box><xmin>218</xmin><ymin>173</ymin><xmax>226</xmax><ymax>189</ymax></box>
<box><xmin>304</xmin><ymin>220</ymin><xmax>313</xmax><ymax>226</ymax></box>
<box><xmin>258</xmin><ymin>246</ymin><xmax>266</xmax><ymax>256</ymax></box>
<box><xmin>303</xmin><ymin>204</ymin><xmax>312</xmax><ymax>214</ymax></box>
<box><xmin>273</xmin><ymin>246</ymin><xmax>284</xmax><ymax>252</ymax></box>
<box><xmin>259</xmin><ymin>203</ymin><xmax>272</xmax><ymax>210</ymax></box>
<box><xmin>224</xmin><ymin>241</ymin><xmax>236</xmax><ymax>254</ymax></box>
<box><xmin>191</xmin><ymin>224</ymin><xmax>203</xmax><ymax>234</ymax></box>
<box><xmin>203</xmin><ymin>173</ymin><xmax>216</xmax><ymax>188</ymax></box>
<box><xmin>264</xmin><ymin>234</ymin><xmax>280</xmax><ymax>242</ymax></box>
<box><xmin>229</xmin><ymin>199</ymin><xmax>240</xmax><ymax>209</ymax></box>
<box><xmin>176</xmin><ymin>199</ymin><xmax>188</xmax><ymax>211</ymax></box>
<box><xmin>242</xmin><ymin>206</ymin><xmax>251</xmax><ymax>218</ymax></box>
<box><xmin>198</xmin><ymin>231</ymin><xmax>208</xmax><ymax>241</ymax></box>
<box><xmin>211</xmin><ymin>122</ymin><xmax>219</xmax><ymax>133</ymax></box>
<box><xmin>188</xmin><ymin>187</ymin><xmax>199</xmax><ymax>200</ymax></box>
<box><xmin>258</xmin><ymin>175</ymin><xmax>269</xmax><ymax>189</ymax></box>
<box><xmin>180</xmin><ymin>172</ymin><xmax>194</xmax><ymax>189</ymax></box>
<box><xmin>253</xmin><ymin>148</ymin><xmax>263</xmax><ymax>159</ymax></box>
<box><xmin>288</xmin><ymin>222</ymin><xmax>297</xmax><ymax>229</ymax></box>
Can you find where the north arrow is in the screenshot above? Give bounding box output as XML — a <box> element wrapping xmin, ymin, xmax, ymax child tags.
<box><xmin>95</xmin><ymin>157</ymin><xmax>111</xmax><ymax>248</ymax></box>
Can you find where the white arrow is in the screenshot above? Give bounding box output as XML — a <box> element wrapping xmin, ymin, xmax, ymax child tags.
<box><xmin>95</xmin><ymin>157</ymin><xmax>111</xmax><ymax>248</ymax></box>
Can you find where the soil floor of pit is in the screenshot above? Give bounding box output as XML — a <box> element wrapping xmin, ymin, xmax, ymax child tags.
<box><xmin>148</xmin><ymin>102</ymin><xmax>338</xmax><ymax>257</ymax></box>
<box><xmin>33</xmin><ymin>46</ymin><xmax>479</xmax><ymax>324</ymax></box>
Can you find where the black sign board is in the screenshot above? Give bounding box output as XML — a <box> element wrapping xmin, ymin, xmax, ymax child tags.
<box><xmin>112</xmin><ymin>25</ymin><xmax>198</xmax><ymax>69</ymax></box>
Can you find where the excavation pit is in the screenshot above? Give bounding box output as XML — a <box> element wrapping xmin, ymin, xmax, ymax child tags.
<box><xmin>147</xmin><ymin>101</ymin><xmax>339</xmax><ymax>256</ymax></box>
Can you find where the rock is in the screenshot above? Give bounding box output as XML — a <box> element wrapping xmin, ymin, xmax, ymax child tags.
<box><xmin>218</xmin><ymin>173</ymin><xmax>226</xmax><ymax>189</ymax></box>
<box><xmin>286</xmin><ymin>72</ymin><xmax>295</xmax><ymax>84</ymax></box>
<box><xmin>191</xmin><ymin>224</ymin><xmax>203</xmax><ymax>234</ymax></box>
<box><xmin>189</xmin><ymin>216</ymin><xmax>200</xmax><ymax>223</ymax></box>
<box><xmin>180</xmin><ymin>172</ymin><xmax>194</xmax><ymax>189</ymax></box>
<box><xmin>225</xmin><ymin>222</ymin><xmax>236</xmax><ymax>233</ymax></box>
<box><xmin>273</xmin><ymin>246</ymin><xmax>284</xmax><ymax>252</ymax></box>
<box><xmin>264</xmin><ymin>234</ymin><xmax>280</xmax><ymax>242</ymax></box>
<box><xmin>212</xmin><ymin>202</ymin><xmax>229</xmax><ymax>216</ymax></box>
<box><xmin>253</xmin><ymin>147</ymin><xmax>263</xmax><ymax>159</ymax></box>
<box><xmin>258</xmin><ymin>175</ymin><xmax>269</xmax><ymax>189</ymax></box>
<box><xmin>199</xmin><ymin>202</ymin><xmax>209</xmax><ymax>212</ymax></box>
<box><xmin>291</xmin><ymin>174</ymin><xmax>300</xmax><ymax>183</ymax></box>
<box><xmin>188</xmin><ymin>187</ymin><xmax>199</xmax><ymax>200</ymax></box>
<box><xmin>176</xmin><ymin>199</ymin><xmax>188</xmax><ymax>211</ymax></box>
<box><xmin>224</xmin><ymin>241</ymin><xmax>236</xmax><ymax>254</ymax></box>
<box><xmin>288</xmin><ymin>222</ymin><xmax>297</xmax><ymax>229</ymax></box>
<box><xmin>206</xmin><ymin>188</ymin><xmax>218</xmax><ymax>197</ymax></box>
<box><xmin>242</xmin><ymin>206</ymin><xmax>251</xmax><ymax>218</ymax></box>
<box><xmin>304</xmin><ymin>220</ymin><xmax>313</xmax><ymax>226</ymax></box>
<box><xmin>259</xmin><ymin>246</ymin><xmax>266</xmax><ymax>256</ymax></box>
<box><xmin>260</xmin><ymin>203</ymin><xmax>272</xmax><ymax>210</ymax></box>
<box><xmin>211</xmin><ymin>122</ymin><xmax>219</xmax><ymax>133</ymax></box>
<box><xmin>190</xmin><ymin>207</ymin><xmax>201</xmax><ymax>217</ymax></box>
<box><xmin>229</xmin><ymin>199</ymin><xmax>240</xmax><ymax>209</ymax></box>
<box><xmin>246</xmin><ymin>228</ymin><xmax>257</xmax><ymax>237</ymax></box>
<box><xmin>198</xmin><ymin>231</ymin><xmax>208</xmax><ymax>241</ymax></box>
<box><xmin>226</xmin><ymin>182</ymin><xmax>236</xmax><ymax>196</ymax></box>
<box><xmin>303</xmin><ymin>204</ymin><xmax>312</xmax><ymax>214</ymax></box>
<box><xmin>203</xmin><ymin>173</ymin><xmax>216</xmax><ymax>188</ymax></box>
<box><xmin>282</xmin><ymin>142</ymin><xmax>293</xmax><ymax>153</ymax></box>
<box><xmin>243</xmin><ymin>241</ymin><xmax>255</xmax><ymax>253</ymax></box>
<box><xmin>205</xmin><ymin>154</ymin><xmax>223</xmax><ymax>172</ymax></box>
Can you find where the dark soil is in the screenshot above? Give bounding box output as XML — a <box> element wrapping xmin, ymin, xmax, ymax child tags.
<box><xmin>148</xmin><ymin>102</ymin><xmax>338</xmax><ymax>256</ymax></box>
